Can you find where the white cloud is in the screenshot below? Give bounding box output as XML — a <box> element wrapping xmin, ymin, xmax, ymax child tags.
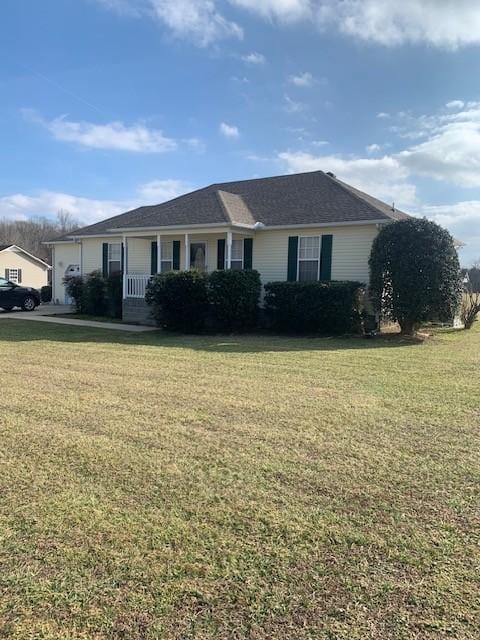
<box><xmin>278</xmin><ymin>99</ymin><xmax>480</xmax><ymax>260</ymax></box>
<box><xmin>24</xmin><ymin>110</ymin><xmax>177</xmax><ymax>153</ymax></box>
<box><xmin>219</xmin><ymin>122</ymin><xmax>240</xmax><ymax>138</ymax></box>
<box><xmin>97</xmin><ymin>0</ymin><xmax>242</xmax><ymax>46</ymax></box>
<box><xmin>183</xmin><ymin>136</ymin><xmax>206</xmax><ymax>152</ymax></box>
<box><xmin>397</xmin><ymin>103</ymin><xmax>480</xmax><ymax>187</ymax></box>
<box><xmin>137</xmin><ymin>179</ymin><xmax>191</xmax><ymax>201</ymax></box>
<box><xmin>150</xmin><ymin>0</ymin><xmax>242</xmax><ymax>46</ymax></box>
<box><xmin>280</xmin><ymin>99</ymin><xmax>480</xmax><ymax>197</ymax></box>
<box><xmin>289</xmin><ymin>71</ymin><xmax>315</xmax><ymax>87</ymax></box>
<box><xmin>277</xmin><ymin>151</ymin><xmax>417</xmax><ymax>208</ymax></box>
<box><xmin>366</xmin><ymin>143</ymin><xmax>382</xmax><ymax>154</ymax></box>
<box><xmin>377</xmin><ymin>112</ymin><xmax>390</xmax><ymax>119</ymax></box>
<box><xmin>94</xmin><ymin>0</ymin><xmax>142</xmax><ymax>16</ymax></box>
<box><xmin>446</xmin><ymin>100</ymin><xmax>465</xmax><ymax>110</ymax></box>
<box><xmin>0</xmin><ymin>179</ymin><xmax>193</xmax><ymax>226</ymax></box>
<box><xmin>241</xmin><ymin>51</ymin><xmax>266</xmax><ymax>64</ymax></box>
<box><xmin>284</xmin><ymin>94</ymin><xmax>306</xmax><ymax>114</ymax></box>
<box><xmin>98</xmin><ymin>0</ymin><xmax>480</xmax><ymax>50</ymax></box>
<box><xmin>418</xmin><ymin>201</ymin><xmax>480</xmax><ymax>263</ymax></box>
<box><xmin>0</xmin><ymin>191</ymin><xmax>126</xmax><ymax>226</ymax></box>
<box><xmin>316</xmin><ymin>0</ymin><xmax>480</xmax><ymax>49</ymax></box>
<box><xmin>229</xmin><ymin>0</ymin><xmax>311</xmax><ymax>22</ymax></box>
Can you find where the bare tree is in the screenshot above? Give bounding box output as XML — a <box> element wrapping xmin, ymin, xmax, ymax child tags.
<box><xmin>0</xmin><ymin>211</ymin><xmax>81</xmax><ymax>264</ymax></box>
<box><xmin>55</xmin><ymin>209</ymin><xmax>79</xmax><ymax>235</ymax></box>
<box><xmin>460</xmin><ymin>265</ymin><xmax>480</xmax><ymax>329</ymax></box>
<box><xmin>467</xmin><ymin>260</ymin><xmax>480</xmax><ymax>292</ymax></box>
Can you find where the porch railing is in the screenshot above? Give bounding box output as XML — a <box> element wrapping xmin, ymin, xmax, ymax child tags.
<box><xmin>126</xmin><ymin>274</ymin><xmax>150</xmax><ymax>299</ymax></box>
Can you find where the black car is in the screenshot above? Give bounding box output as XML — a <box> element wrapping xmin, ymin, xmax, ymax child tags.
<box><xmin>0</xmin><ymin>277</ymin><xmax>40</xmax><ymax>311</ymax></box>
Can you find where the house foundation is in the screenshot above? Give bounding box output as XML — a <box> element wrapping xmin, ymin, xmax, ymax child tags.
<box><xmin>122</xmin><ymin>297</ymin><xmax>156</xmax><ymax>326</ymax></box>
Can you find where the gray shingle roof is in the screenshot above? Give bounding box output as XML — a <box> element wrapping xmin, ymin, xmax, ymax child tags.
<box><xmin>50</xmin><ymin>170</ymin><xmax>409</xmax><ymax>240</ymax></box>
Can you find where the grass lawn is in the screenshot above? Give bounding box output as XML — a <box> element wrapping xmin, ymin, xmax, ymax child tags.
<box><xmin>0</xmin><ymin>321</ymin><xmax>479</xmax><ymax>639</ymax></box>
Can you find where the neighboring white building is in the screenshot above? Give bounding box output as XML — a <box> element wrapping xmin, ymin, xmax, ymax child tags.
<box><xmin>47</xmin><ymin>170</ymin><xmax>411</xmax><ymax>322</ymax></box>
<box><xmin>0</xmin><ymin>244</ymin><xmax>51</xmax><ymax>290</ymax></box>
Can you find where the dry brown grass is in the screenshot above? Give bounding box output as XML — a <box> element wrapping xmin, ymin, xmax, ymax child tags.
<box><xmin>0</xmin><ymin>320</ymin><xmax>479</xmax><ymax>639</ymax></box>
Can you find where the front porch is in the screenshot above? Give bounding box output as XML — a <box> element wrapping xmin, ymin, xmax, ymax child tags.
<box><xmin>121</xmin><ymin>228</ymin><xmax>253</xmax><ymax>323</ymax></box>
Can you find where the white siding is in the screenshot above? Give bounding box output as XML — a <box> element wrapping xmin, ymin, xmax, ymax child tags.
<box><xmin>253</xmin><ymin>225</ymin><xmax>378</xmax><ymax>284</ymax></box>
<box><xmin>0</xmin><ymin>250</ymin><xmax>49</xmax><ymax>290</ymax></box>
<box><xmin>81</xmin><ymin>237</ymin><xmax>123</xmax><ymax>275</ymax></box>
<box><xmin>52</xmin><ymin>225</ymin><xmax>378</xmax><ymax>304</ymax></box>
<box><xmin>52</xmin><ymin>243</ymin><xmax>81</xmax><ymax>304</ymax></box>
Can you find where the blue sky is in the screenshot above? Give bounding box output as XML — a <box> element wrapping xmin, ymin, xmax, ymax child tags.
<box><xmin>2</xmin><ymin>0</ymin><xmax>480</xmax><ymax>264</ymax></box>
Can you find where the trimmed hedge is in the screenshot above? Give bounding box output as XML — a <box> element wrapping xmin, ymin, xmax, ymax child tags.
<box><xmin>64</xmin><ymin>275</ymin><xmax>85</xmax><ymax>313</ymax></box>
<box><xmin>146</xmin><ymin>270</ymin><xmax>209</xmax><ymax>333</ymax></box>
<box><xmin>63</xmin><ymin>271</ymin><xmax>122</xmax><ymax>319</ymax></box>
<box><xmin>83</xmin><ymin>270</ymin><xmax>107</xmax><ymax>316</ymax></box>
<box><xmin>208</xmin><ymin>269</ymin><xmax>261</xmax><ymax>332</ymax></box>
<box><xmin>106</xmin><ymin>273</ymin><xmax>123</xmax><ymax>319</ymax></box>
<box><xmin>264</xmin><ymin>281</ymin><xmax>364</xmax><ymax>335</ymax></box>
<box><xmin>146</xmin><ymin>269</ymin><xmax>261</xmax><ymax>333</ymax></box>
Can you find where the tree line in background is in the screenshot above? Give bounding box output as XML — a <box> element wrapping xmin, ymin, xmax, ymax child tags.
<box><xmin>0</xmin><ymin>210</ymin><xmax>80</xmax><ymax>264</ymax></box>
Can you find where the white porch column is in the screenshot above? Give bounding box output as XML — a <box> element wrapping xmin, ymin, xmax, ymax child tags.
<box><xmin>226</xmin><ymin>230</ymin><xmax>232</xmax><ymax>269</ymax></box>
<box><xmin>184</xmin><ymin>233</ymin><xmax>190</xmax><ymax>270</ymax></box>
<box><xmin>157</xmin><ymin>233</ymin><xmax>161</xmax><ymax>274</ymax></box>
<box><xmin>122</xmin><ymin>236</ymin><xmax>127</xmax><ymax>299</ymax></box>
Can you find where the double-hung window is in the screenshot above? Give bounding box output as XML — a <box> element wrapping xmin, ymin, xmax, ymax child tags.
<box><xmin>160</xmin><ymin>241</ymin><xmax>173</xmax><ymax>272</ymax></box>
<box><xmin>5</xmin><ymin>268</ymin><xmax>20</xmax><ymax>283</ymax></box>
<box><xmin>108</xmin><ymin>243</ymin><xmax>122</xmax><ymax>275</ymax></box>
<box><xmin>298</xmin><ymin>236</ymin><xmax>320</xmax><ymax>281</ymax></box>
<box><xmin>230</xmin><ymin>238</ymin><xmax>244</xmax><ymax>270</ymax></box>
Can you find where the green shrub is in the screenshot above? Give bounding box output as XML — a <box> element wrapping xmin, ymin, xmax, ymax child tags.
<box><xmin>40</xmin><ymin>285</ymin><xmax>52</xmax><ymax>303</ymax></box>
<box><xmin>63</xmin><ymin>275</ymin><xmax>85</xmax><ymax>313</ymax></box>
<box><xmin>146</xmin><ymin>270</ymin><xmax>209</xmax><ymax>333</ymax></box>
<box><xmin>264</xmin><ymin>281</ymin><xmax>363</xmax><ymax>335</ymax></box>
<box><xmin>83</xmin><ymin>270</ymin><xmax>107</xmax><ymax>316</ymax></box>
<box><xmin>106</xmin><ymin>273</ymin><xmax>123</xmax><ymax>319</ymax></box>
<box><xmin>208</xmin><ymin>269</ymin><xmax>261</xmax><ymax>332</ymax></box>
<box><xmin>63</xmin><ymin>271</ymin><xmax>122</xmax><ymax>318</ymax></box>
<box><xmin>369</xmin><ymin>218</ymin><xmax>462</xmax><ymax>335</ymax></box>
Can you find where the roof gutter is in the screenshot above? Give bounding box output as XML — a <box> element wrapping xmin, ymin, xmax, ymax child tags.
<box><xmin>43</xmin><ymin>240</ymin><xmax>78</xmax><ymax>245</ymax></box>
<box><xmin>109</xmin><ymin>221</ymin><xmax>256</xmax><ymax>233</ymax></box>
<box><xmin>259</xmin><ymin>219</ymin><xmax>391</xmax><ymax>230</ymax></box>
<box><xmin>45</xmin><ymin>218</ymin><xmax>390</xmax><ymax>242</ymax></box>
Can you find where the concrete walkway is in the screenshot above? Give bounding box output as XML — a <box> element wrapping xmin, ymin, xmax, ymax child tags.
<box><xmin>0</xmin><ymin>305</ymin><xmax>157</xmax><ymax>332</ymax></box>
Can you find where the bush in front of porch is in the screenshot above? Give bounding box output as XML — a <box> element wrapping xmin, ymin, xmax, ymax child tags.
<box><xmin>146</xmin><ymin>269</ymin><xmax>262</xmax><ymax>333</ymax></box>
<box><xmin>63</xmin><ymin>271</ymin><xmax>123</xmax><ymax>319</ymax></box>
<box><xmin>146</xmin><ymin>270</ymin><xmax>209</xmax><ymax>333</ymax></box>
<box><xmin>208</xmin><ymin>269</ymin><xmax>262</xmax><ymax>332</ymax></box>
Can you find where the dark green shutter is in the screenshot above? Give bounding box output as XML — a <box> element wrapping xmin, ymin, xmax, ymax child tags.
<box><xmin>5</xmin><ymin>269</ymin><xmax>9</xmax><ymax>280</ymax></box>
<box><xmin>243</xmin><ymin>238</ymin><xmax>253</xmax><ymax>269</ymax></box>
<box><xmin>320</xmin><ymin>235</ymin><xmax>333</xmax><ymax>281</ymax></box>
<box><xmin>287</xmin><ymin>236</ymin><xmax>298</xmax><ymax>281</ymax></box>
<box><xmin>151</xmin><ymin>241</ymin><xmax>158</xmax><ymax>275</ymax></box>
<box><xmin>102</xmin><ymin>243</ymin><xmax>108</xmax><ymax>278</ymax></box>
<box><xmin>172</xmin><ymin>240</ymin><xmax>180</xmax><ymax>270</ymax></box>
<box><xmin>121</xmin><ymin>243</ymin><xmax>125</xmax><ymax>275</ymax></box>
<box><xmin>217</xmin><ymin>239</ymin><xmax>225</xmax><ymax>269</ymax></box>
<box><xmin>17</xmin><ymin>269</ymin><xmax>22</xmax><ymax>284</ymax></box>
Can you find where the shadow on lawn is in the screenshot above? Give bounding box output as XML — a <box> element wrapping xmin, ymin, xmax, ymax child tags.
<box><xmin>0</xmin><ymin>318</ymin><xmax>422</xmax><ymax>353</ymax></box>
